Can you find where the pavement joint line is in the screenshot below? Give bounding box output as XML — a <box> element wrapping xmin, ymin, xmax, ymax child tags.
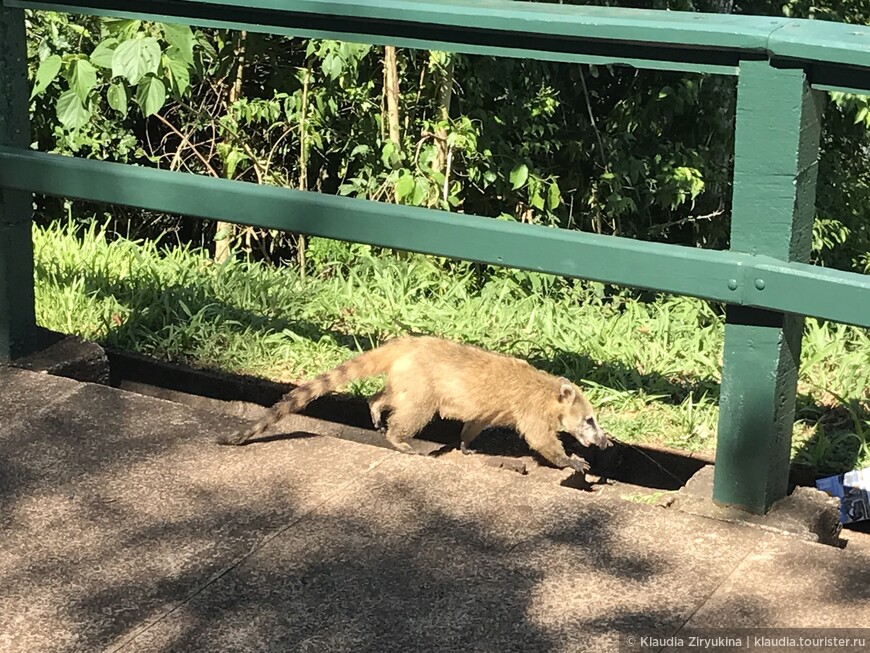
<box><xmin>105</xmin><ymin>451</ymin><xmax>396</xmax><ymax>653</ymax></box>
<box><xmin>498</xmin><ymin>528</ymin><xmax>554</xmax><ymax>584</ymax></box>
<box><xmin>668</xmin><ymin>528</ymin><xmax>763</xmax><ymax>640</ymax></box>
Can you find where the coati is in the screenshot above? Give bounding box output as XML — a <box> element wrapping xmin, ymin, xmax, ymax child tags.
<box><xmin>216</xmin><ymin>336</ymin><xmax>610</xmax><ymax>473</ymax></box>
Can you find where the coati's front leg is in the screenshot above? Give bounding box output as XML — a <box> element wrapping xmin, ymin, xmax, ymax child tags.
<box><xmin>459</xmin><ymin>421</ymin><xmax>487</xmax><ymax>455</ymax></box>
<box><xmin>524</xmin><ymin>429</ymin><xmax>590</xmax><ymax>474</ymax></box>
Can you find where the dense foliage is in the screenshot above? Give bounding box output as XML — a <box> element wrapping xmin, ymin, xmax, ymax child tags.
<box><xmin>23</xmin><ymin>1</ymin><xmax>870</xmax><ymax>272</ymax></box>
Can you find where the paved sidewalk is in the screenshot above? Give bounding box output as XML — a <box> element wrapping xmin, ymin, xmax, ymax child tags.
<box><xmin>1</xmin><ymin>367</ymin><xmax>868</xmax><ymax>653</ymax></box>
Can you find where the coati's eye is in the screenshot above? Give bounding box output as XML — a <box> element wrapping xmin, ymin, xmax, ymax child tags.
<box><xmin>585</xmin><ymin>417</ymin><xmax>596</xmax><ymax>426</ymax></box>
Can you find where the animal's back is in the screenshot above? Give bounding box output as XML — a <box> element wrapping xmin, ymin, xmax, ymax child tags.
<box><xmin>385</xmin><ymin>337</ymin><xmax>557</xmax><ymax>427</ymax></box>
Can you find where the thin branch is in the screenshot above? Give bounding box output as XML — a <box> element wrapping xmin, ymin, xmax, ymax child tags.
<box><xmin>152</xmin><ymin>112</ymin><xmax>220</xmax><ymax>178</ymax></box>
<box><xmin>443</xmin><ymin>145</ymin><xmax>453</xmax><ymax>205</ymax></box>
<box><xmin>578</xmin><ymin>66</ymin><xmax>607</xmax><ymax>170</ymax></box>
<box><xmin>647</xmin><ymin>208</ymin><xmax>725</xmax><ymax>235</ymax></box>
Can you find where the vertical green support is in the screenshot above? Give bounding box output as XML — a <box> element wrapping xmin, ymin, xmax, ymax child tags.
<box><xmin>713</xmin><ymin>60</ymin><xmax>823</xmax><ymax>514</ymax></box>
<box><xmin>0</xmin><ymin>5</ymin><xmax>37</xmax><ymax>361</ymax></box>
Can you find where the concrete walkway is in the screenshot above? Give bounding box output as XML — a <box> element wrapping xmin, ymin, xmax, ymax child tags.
<box><xmin>1</xmin><ymin>366</ymin><xmax>868</xmax><ymax>653</ymax></box>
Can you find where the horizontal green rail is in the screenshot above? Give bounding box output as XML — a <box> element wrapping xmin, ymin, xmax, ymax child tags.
<box><xmin>7</xmin><ymin>0</ymin><xmax>870</xmax><ymax>87</ymax></box>
<box><xmin>1</xmin><ymin>147</ymin><xmax>867</xmax><ymax>328</ymax></box>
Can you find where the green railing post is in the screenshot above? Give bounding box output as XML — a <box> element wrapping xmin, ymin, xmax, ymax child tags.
<box><xmin>0</xmin><ymin>5</ymin><xmax>37</xmax><ymax>361</ymax></box>
<box><xmin>713</xmin><ymin>60</ymin><xmax>824</xmax><ymax>514</ymax></box>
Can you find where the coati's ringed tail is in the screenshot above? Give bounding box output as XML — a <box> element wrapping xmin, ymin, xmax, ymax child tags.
<box><xmin>215</xmin><ymin>342</ymin><xmax>404</xmax><ymax>446</ymax></box>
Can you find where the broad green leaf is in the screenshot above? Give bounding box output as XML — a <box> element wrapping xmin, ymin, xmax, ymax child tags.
<box><xmin>394</xmin><ymin>172</ymin><xmax>414</xmax><ymax>200</ymax></box>
<box><xmin>429</xmin><ymin>168</ymin><xmax>446</xmax><ymax>186</ymax></box>
<box><xmin>31</xmin><ymin>55</ymin><xmax>62</xmax><ymax>99</ymax></box>
<box><xmin>37</xmin><ymin>39</ymin><xmax>51</xmax><ymax>63</ymax></box>
<box><xmin>547</xmin><ymin>182</ymin><xmax>561</xmax><ymax>210</ymax></box>
<box><xmin>214</xmin><ymin>224</ymin><xmax>233</xmax><ymax>241</ymax></box>
<box><xmin>509</xmin><ymin>163</ymin><xmax>529</xmax><ymax>190</ymax></box>
<box><xmin>107</xmin><ymin>81</ymin><xmax>128</xmax><ymax>116</ymax></box>
<box><xmin>226</xmin><ymin>149</ymin><xmax>248</xmax><ymax>179</ymax></box>
<box><xmin>135</xmin><ymin>75</ymin><xmax>166</xmax><ymax>117</ymax></box>
<box><xmin>163</xmin><ymin>51</ymin><xmax>190</xmax><ymax>97</ymax></box>
<box><xmin>67</xmin><ymin>59</ymin><xmax>98</xmax><ymax>103</ymax></box>
<box><xmin>104</xmin><ymin>18</ymin><xmax>143</xmax><ymax>39</ymax></box>
<box><xmin>322</xmin><ymin>52</ymin><xmax>343</xmax><ymax>81</ymax></box>
<box><xmin>196</xmin><ymin>31</ymin><xmax>218</xmax><ymax>60</ymax></box>
<box><xmin>161</xmin><ymin>23</ymin><xmax>195</xmax><ymax>64</ymax></box>
<box><xmin>56</xmin><ymin>90</ymin><xmax>91</xmax><ymax>129</ymax></box>
<box><xmin>411</xmin><ymin>177</ymin><xmax>428</xmax><ymax>206</ymax></box>
<box><xmin>217</xmin><ymin>143</ymin><xmax>248</xmax><ymax>179</ymax></box>
<box><xmin>381</xmin><ymin>142</ymin><xmax>401</xmax><ymax>169</ymax></box>
<box><xmin>112</xmin><ymin>36</ymin><xmax>161</xmax><ymax>85</ymax></box>
<box><xmin>90</xmin><ymin>38</ymin><xmax>119</xmax><ymax>69</ymax></box>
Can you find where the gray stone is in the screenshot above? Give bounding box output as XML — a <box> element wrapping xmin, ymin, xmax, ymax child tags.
<box><xmin>670</xmin><ymin>465</ymin><xmax>842</xmax><ymax>545</ymax></box>
<box><xmin>10</xmin><ymin>330</ymin><xmax>110</xmax><ymax>384</ymax></box>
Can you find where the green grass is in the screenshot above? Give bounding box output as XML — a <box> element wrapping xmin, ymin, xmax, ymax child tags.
<box><xmin>620</xmin><ymin>491</ymin><xmax>676</xmax><ymax>506</ymax></box>
<box><xmin>33</xmin><ymin>219</ymin><xmax>870</xmax><ymax>473</ymax></box>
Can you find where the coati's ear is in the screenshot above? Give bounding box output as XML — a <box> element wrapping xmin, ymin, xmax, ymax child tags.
<box><xmin>558</xmin><ymin>378</ymin><xmax>575</xmax><ymax>403</ymax></box>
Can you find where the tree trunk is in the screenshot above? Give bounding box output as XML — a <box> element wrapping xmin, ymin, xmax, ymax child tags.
<box><xmin>703</xmin><ymin>0</ymin><xmax>734</xmax><ymax>247</ymax></box>
<box><xmin>297</xmin><ymin>66</ymin><xmax>312</xmax><ymax>278</ymax></box>
<box><xmin>384</xmin><ymin>46</ymin><xmax>402</xmax><ymax>152</ymax></box>
<box><xmin>214</xmin><ymin>30</ymin><xmax>247</xmax><ymax>264</ymax></box>
<box><xmin>384</xmin><ymin>46</ymin><xmax>411</xmax><ymax>258</ymax></box>
<box><xmin>427</xmin><ymin>52</ymin><xmax>455</xmax><ymax>208</ymax></box>
<box><xmin>431</xmin><ymin>52</ymin><xmax>454</xmax><ymax>179</ymax></box>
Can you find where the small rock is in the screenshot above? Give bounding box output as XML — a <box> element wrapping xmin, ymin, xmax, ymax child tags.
<box><xmin>484</xmin><ymin>456</ymin><xmax>528</xmax><ymax>475</ymax></box>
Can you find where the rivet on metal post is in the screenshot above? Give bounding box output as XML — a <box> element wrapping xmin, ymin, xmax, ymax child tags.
<box><xmin>754</xmin><ymin>278</ymin><xmax>766</xmax><ymax>290</ymax></box>
<box><xmin>727</xmin><ymin>279</ymin><xmax>738</xmax><ymax>291</ymax></box>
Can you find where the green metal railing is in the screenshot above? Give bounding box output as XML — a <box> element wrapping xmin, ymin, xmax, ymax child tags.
<box><xmin>1</xmin><ymin>0</ymin><xmax>869</xmax><ymax>515</ymax></box>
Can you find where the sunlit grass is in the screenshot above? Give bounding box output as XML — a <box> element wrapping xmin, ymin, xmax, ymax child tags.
<box><xmin>33</xmin><ymin>219</ymin><xmax>870</xmax><ymax>472</ymax></box>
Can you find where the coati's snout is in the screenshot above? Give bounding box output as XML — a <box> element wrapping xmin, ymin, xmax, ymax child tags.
<box><xmin>557</xmin><ymin>379</ymin><xmax>611</xmax><ymax>449</ymax></box>
<box><xmin>578</xmin><ymin>416</ymin><xmax>611</xmax><ymax>449</ymax></box>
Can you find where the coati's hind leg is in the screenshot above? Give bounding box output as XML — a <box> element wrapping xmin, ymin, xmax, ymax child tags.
<box><xmin>524</xmin><ymin>429</ymin><xmax>590</xmax><ymax>474</ymax></box>
<box><xmin>384</xmin><ymin>402</ymin><xmax>435</xmax><ymax>456</ymax></box>
<box><xmin>459</xmin><ymin>421</ymin><xmax>487</xmax><ymax>455</ymax></box>
<box><xmin>368</xmin><ymin>390</ymin><xmax>391</xmax><ymax>431</ymax></box>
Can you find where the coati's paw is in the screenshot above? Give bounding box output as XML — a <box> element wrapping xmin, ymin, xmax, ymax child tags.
<box><xmin>392</xmin><ymin>441</ymin><xmax>423</xmax><ymax>456</ymax></box>
<box><xmin>460</xmin><ymin>442</ymin><xmax>475</xmax><ymax>455</ymax></box>
<box><xmin>567</xmin><ymin>455</ymin><xmax>590</xmax><ymax>474</ymax></box>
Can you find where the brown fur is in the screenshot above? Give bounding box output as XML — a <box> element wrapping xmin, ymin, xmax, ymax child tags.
<box><xmin>216</xmin><ymin>336</ymin><xmax>610</xmax><ymax>472</ymax></box>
